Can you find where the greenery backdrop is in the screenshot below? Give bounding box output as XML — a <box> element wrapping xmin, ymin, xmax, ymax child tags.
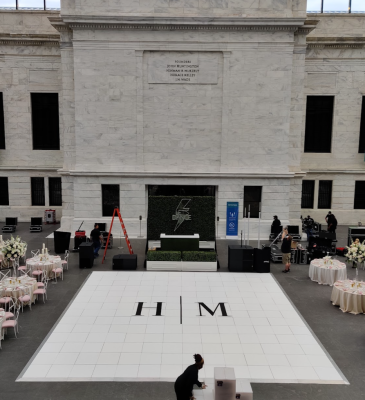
<box><xmin>147</xmin><ymin>196</ymin><xmax>215</xmax><ymax>241</ymax></box>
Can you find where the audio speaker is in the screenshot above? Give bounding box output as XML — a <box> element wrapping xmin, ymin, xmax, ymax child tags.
<box><xmin>228</xmin><ymin>245</ymin><xmax>254</xmax><ymax>272</ymax></box>
<box><xmin>74</xmin><ymin>235</ymin><xmax>87</xmax><ymax>250</ymax></box>
<box><xmin>113</xmin><ymin>254</ymin><xmax>137</xmax><ymax>270</ymax></box>
<box><xmin>79</xmin><ymin>242</ymin><xmax>94</xmax><ymax>269</ymax></box>
<box><xmin>54</xmin><ymin>231</ymin><xmax>71</xmax><ymax>254</ymax></box>
<box><xmin>253</xmin><ymin>247</ymin><xmax>270</xmax><ymax>273</ymax></box>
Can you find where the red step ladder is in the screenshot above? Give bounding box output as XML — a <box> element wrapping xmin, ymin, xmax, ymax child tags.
<box><xmin>102</xmin><ymin>207</ymin><xmax>133</xmax><ymax>264</ymax></box>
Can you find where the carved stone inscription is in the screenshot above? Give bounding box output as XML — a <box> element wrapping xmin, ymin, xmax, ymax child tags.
<box><xmin>148</xmin><ymin>52</ymin><xmax>219</xmax><ymax>84</ymax></box>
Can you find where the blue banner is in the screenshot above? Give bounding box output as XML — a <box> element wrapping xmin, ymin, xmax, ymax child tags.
<box><xmin>226</xmin><ymin>202</ymin><xmax>239</xmax><ymax>236</ymax></box>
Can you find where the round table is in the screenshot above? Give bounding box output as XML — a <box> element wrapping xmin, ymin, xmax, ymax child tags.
<box><xmin>331</xmin><ymin>280</ymin><xmax>365</xmax><ymax>314</ymax></box>
<box><xmin>309</xmin><ymin>259</ymin><xmax>347</xmax><ymax>286</ymax></box>
<box><xmin>26</xmin><ymin>255</ymin><xmax>62</xmax><ymax>279</ymax></box>
<box><xmin>0</xmin><ymin>276</ymin><xmax>38</xmax><ymax>303</ymax></box>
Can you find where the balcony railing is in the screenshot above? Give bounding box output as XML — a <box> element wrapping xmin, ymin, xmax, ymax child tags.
<box><xmin>0</xmin><ymin>0</ymin><xmax>363</xmax><ymax>13</ymax></box>
<box><xmin>307</xmin><ymin>0</ymin><xmax>364</xmax><ymax>13</ymax></box>
<box><xmin>0</xmin><ymin>1</ymin><xmax>60</xmax><ymax>10</ymax></box>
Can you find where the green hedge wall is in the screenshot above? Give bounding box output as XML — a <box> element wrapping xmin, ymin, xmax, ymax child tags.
<box><xmin>182</xmin><ymin>251</ymin><xmax>217</xmax><ymax>262</ymax></box>
<box><xmin>147</xmin><ymin>196</ymin><xmax>215</xmax><ymax>241</ymax></box>
<box><xmin>146</xmin><ymin>251</ymin><xmax>181</xmax><ymax>261</ymax></box>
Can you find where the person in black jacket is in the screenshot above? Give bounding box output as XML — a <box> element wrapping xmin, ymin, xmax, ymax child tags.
<box><xmin>174</xmin><ymin>354</ymin><xmax>207</xmax><ymax>400</ymax></box>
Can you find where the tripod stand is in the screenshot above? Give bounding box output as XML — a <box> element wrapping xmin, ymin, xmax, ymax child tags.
<box><xmin>269</xmin><ymin>231</ymin><xmax>283</xmax><ymax>247</ymax></box>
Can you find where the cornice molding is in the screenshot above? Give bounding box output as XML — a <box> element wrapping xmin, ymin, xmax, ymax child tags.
<box><xmin>0</xmin><ymin>34</ymin><xmax>59</xmax><ymax>46</ymax></box>
<box><xmin>58</xmin><ymin>169</ymin><xmax>297</xmax><ymax>179</ymax></box>
<box><xmin>61</xmin><ymin>15</ymin><xmax>306</xmax><ymax>32</ymax></box>
<box><xmin>307</xmin><ymin>36</ymin><xmax>365</xmax><ymax>49</ymax></box>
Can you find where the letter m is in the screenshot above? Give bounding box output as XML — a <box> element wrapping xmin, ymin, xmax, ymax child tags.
<box><xmin>198</xmin><ymin>303</ymin><xmax>228</xmax><ymax>317</ymax></box>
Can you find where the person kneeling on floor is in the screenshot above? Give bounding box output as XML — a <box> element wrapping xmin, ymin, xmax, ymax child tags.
<box><xmin>281</xmin><ymin>227</ymin><xmax>292</xmax><ymax>273</ymax></box>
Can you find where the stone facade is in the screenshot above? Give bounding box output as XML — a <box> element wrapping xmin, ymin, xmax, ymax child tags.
<box><xmin>0</xmin><ymin>3</ymin><xmax>364</xmax><ymax>237</ymax></box>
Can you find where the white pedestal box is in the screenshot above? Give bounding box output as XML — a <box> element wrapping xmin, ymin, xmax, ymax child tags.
<box><xmin>214</xmin><ymin>367</ymin><xmax>236</xmax><ymax>400</ymax></box>
<box><xmin>235</xmin><ymin>379</ymin><xmax>253</xmax><ymax>400</ymax></box>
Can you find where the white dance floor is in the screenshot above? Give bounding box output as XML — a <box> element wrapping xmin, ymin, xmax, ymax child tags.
<box><xmin>18</xmin><ymin>271</ymin><xmax>347</xmax><ymax>384</ymax></box>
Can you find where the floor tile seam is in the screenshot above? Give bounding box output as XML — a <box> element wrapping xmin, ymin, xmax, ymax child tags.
<box><xmin>269</xmin><ymin>272</ymin><xmax>350</xmax><ymax>385</ymax></box>
<box><xmin>15</xmin><ymin>271</ymin><xmax>94</xmax><ymax>382</ymax></box>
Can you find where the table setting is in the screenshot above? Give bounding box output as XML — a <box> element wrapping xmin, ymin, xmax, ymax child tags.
<box><xmin>26</xmin><ymin>244</ymin><xmax>61</xmax><ymax>279</ymax></box>
<box><xmin>331</xmin><ymin>280</ymin><xmax>365</xmax><ymax>314</ymax></box>
<box><xmin>0</xmin><ymin>275</ymin><xmax>38</xmax><ymax>303</ymax></box>
<box><xmin>309</xmin><ymin>256</ymin><xmax>347</xmax><ymax>286</ymax></box>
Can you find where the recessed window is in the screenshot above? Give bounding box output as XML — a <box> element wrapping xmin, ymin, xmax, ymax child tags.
<box><xmin>102</xmin><ymin>185</ymin><xmax>120</xmax><ymax>217</ymax></box>
<box><xmin>244</xmin><ymin>186</ymin><xmax>262</xmax><ymax>218</ymax></box>
<box><xmin>31</xmin><ymin>93</ymin><xmax>60</xmax><ymax>150</ymax></box>
<box><xmin>318</xmin><ymin>180</ymin><xmax>332</xmax><ymax>209</ymax></box>
<box><xmin>301</xmin><ymin>180</ymin><xmax>315</xmax><ymax>209</ymax></box>
<box><xmin>0</xmin><ymin>177</ymin><xmax>9</xmax><ymax>206</ymax></box>
<box><xmin>304</xmin><ymin>96</ymin><xmax>334</xmax><ymax>153</ymax></box>
<box><xmin>359</xmin><ymin>97</ymin><xmax>365</xmax><ymax>153</ymax></box>
<box><xmin>0</xmin><ymin>93</ymin><xmax>5</xmax><ymax>149</ymax></box>
<box><xmin>354</xmin><ymin>181</ymin><xmax>365</xmax><ymax>210</ymax></box>
<box><xmin>49</xmin><ymin>177</ymin><xmax>62</xmax><ymax>206</ymax></box>
<box><xmin>31</xmin><ymin>177</ymin><xmax>45</xmax><ymax>206</ymax></box>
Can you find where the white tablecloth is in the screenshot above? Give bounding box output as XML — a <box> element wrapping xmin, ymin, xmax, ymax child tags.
<box><xmin>331</xmin><ymin>280</ymin><xmax>365</xmax><ymax>314</ymax></box>
<box><xmin>26</xmin><ymin>255</ymin><xmax>62</xmax><ymax>278</ymax></box>
<box><xmin>309</xmin><ymin>259</ymin><xmax>347</xmax><ymax>286</ymax></box>
<box><xmin>0</xmin><ymin>276</ymin><xmax>38</xmax><ymax>302</ymax></box>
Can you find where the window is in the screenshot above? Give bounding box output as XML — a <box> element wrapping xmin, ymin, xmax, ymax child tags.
<box><xmin>31</xmin><ymin>177</ymin><xmax>45</xmax><ymax>206</ymax></box>
<box><xmin>31</xmin><ymin>93</ymin><xmax>60</xmax><ymax>150</ymax></box>
<box><xmin>102</xmin><ymin>185</ymin><xmax>120</xmax><ymax>217</ymax></box>
<box><xmin>359</xmin><ymin>97</ymin><xmax>365</xmax><ymax>153</ymax></box>
<box><xmin>301</xmin><ymin>180</ymin><xmax>315</xmax><ymax>209</ymax></box>
<box><xmin>354</xmin><ymin>181</ymin><xmax>365</xmax><ymax>210</ymax></box>
<box><xmin>0</xmin><ymin>93</ymin><xmax>5</xmax><ymax>149</ymax></box>
<box><xmin>0</xmin><ymin>177</ymin><xmax>9</xmax><ymax>206</ymax></box>
<box><xmin>244</xmin><ymin>186</ymin><xmax>262</xmax><ymax>218</ymax></box>
<box><xmin>318</xmin><ymin>180</ymin><xmax>332</xmax><ymax>209</ymax></box>
<box><xmin>304</xmin><ymin>96</ymin><xmax>334</xmax><ymax>153</ymax></box>
<box><xmin>49</xmin><ymin>177</ymin><xmax>62</xmax><ymax>206</ymax></box>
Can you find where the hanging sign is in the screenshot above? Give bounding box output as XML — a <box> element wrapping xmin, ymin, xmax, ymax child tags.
<box><xmin>226</xmin><ymin>202</ymin><xmax>239</xmax><ymax>236</ymax></box>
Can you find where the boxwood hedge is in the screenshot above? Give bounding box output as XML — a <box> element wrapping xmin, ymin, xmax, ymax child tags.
<box><xmin>146</xmin><ymin>251</ymin><xmax>181</xmax><ymax>262</ymax></box>
<box><xmin>182</xmin><ymin>251</ymin><xmax>217</xmax><ymax>262</ymax></box>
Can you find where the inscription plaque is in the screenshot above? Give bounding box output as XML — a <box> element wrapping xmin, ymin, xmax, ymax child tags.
<box><xmin>148</xmin><ymin>51</ymin><xmax>219</xmax><ymax>84</ymax></box>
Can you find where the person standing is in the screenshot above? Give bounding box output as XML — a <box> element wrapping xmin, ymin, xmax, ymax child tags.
<box><xmin>272</xmin><ymin>215</ymin><xmax>281</xmax><ymax>237</ymax></box>
<box><xmin>90</xmin><ymin>223</ymin><xmax>103</xmax><ymax>258</ymax></box>
<box><xmin>174</xmin><ymin>354</ymin><xmax>207</xmax><ymax>400</ymax></box>
<box><xmin>328</xmin><ymin>213</ymin><xmax>337</xmax><ymax>233</ymax></box>
<box><xmin>281</xmin><ymin>227</ymin><xmax>292</xmax><ymax>273</ymax></box>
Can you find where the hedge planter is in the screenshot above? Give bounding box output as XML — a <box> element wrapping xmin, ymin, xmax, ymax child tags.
<box><xmin>146</xmin><ymin>251</ymin><xmax>181</xmax><ymax>262</ymax></box>
<box><xmin>146</xmin><ymin>251</ymin><xmax>217</xmax><ymax>271</ymax></box>
<box><xmin>182</xmin><ymin>251</ymin><xmax>217</xmax><ymax>262</ymax></box>
<box><xmin>146</xmin><ymin>261</ymin><xmax>217</xmax><ymax>272</ymax></box>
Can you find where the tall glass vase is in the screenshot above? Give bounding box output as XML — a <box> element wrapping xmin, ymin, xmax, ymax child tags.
<box><xmin>355</xmin><ymin>265</ymin><xmax>359</xmax><ymax>282</ymax></box>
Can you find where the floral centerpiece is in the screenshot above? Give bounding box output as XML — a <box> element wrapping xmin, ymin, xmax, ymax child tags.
<box><xmin>323</xmin><ymin>256</ymin><xmax>333</xmax><ymax>265</ymax></box>
<box><xmin>1</xmin><ymin>236</ymin><xmax>27</xmax><ymax>261</ymax></box>
<box><xmin>345</xmin><ymin>240</ymin><xmax>365</xmax><ymax>265</ymax></box>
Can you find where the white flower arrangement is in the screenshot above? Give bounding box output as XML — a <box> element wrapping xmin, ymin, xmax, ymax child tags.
<box><xmin>346</xmin><ymin>240</ymin><xmax>365</xmax><ymax>264</ymax></box>
<box><xmin>1</xmin><ymin>236</ymin><xmax>27</xmax><ymax>260</ymax></box>
<box><xmin>323</xmin><ymin>256</ymin><xmax>333</xmax><ymax>265</ymax></box>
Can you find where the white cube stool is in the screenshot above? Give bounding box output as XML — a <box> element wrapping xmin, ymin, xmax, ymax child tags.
<box><xmin>214</xmin><ymin>367</ymin><xmax>236</xmax><ymax>400</ymax></box>
<box><xmin>235</xmin><ymin>379</ymin><xmax>253</xmax><ymax>400</ymax></box>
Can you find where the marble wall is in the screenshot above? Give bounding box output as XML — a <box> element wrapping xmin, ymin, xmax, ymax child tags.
<box><xmin>60</xmin><ymin>0</ymin><xmax>307</xmax><ymax>18</ymax></box>
<box><xmin>0</xmin><ymin>11</ymin><xmax>63</xmax><ymax>221</ymax></box>
<box><xmin>1</xmin><ymin>8</ymin><xmax>364</xmax><ymax>230</ymax></box>
<box><xmin>303</xmin><ymin>13</ymin><xmax>365</xmax><ymax>225</ymax></box>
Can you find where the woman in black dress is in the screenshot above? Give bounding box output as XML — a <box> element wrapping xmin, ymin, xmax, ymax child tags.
<box><xmin>174</xmin><ymin>354</ymin><xmax>207</xmax><ymax>400</ymax></box>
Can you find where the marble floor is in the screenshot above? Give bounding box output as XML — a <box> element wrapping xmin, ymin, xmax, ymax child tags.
<box><xmin>18</xmin><ymin>271</ymin><xmax>347</xmax><ymax>385</ymax></box>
